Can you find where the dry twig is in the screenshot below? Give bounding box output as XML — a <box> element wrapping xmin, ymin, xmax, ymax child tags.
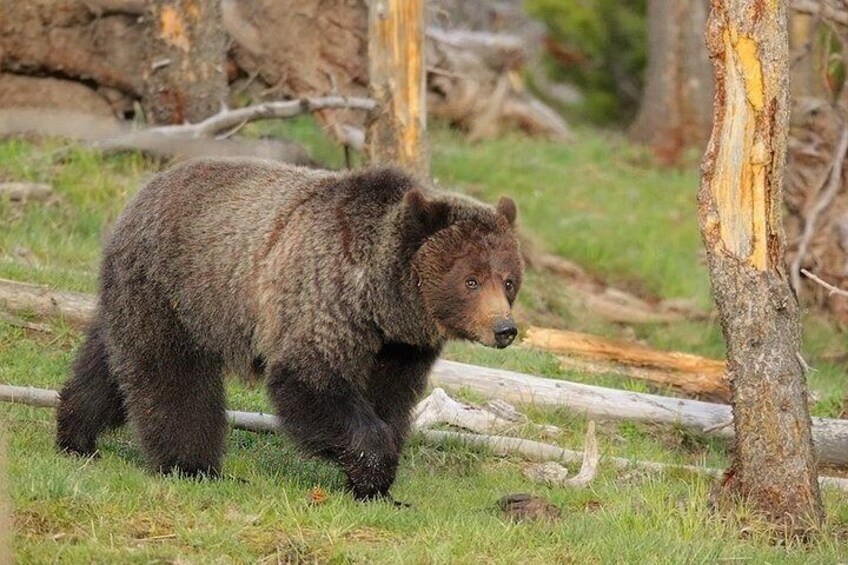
<box><xmin>802</xmin><ymin>268</ymin><xmax>848</xmax><ymax>298</ymax></box>
<box><xmin>791</xmin><ymin>126</ymin><xmax>848</xmax><ymax>293</ymax></box>
<box><xmin>93</xmin><ymin>96</ymin><xmax>376</xmax><ymax>153</ymax></box>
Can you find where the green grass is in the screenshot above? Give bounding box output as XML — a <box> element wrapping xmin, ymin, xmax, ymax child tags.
<box><xmin>2</xmin><ymin>124</ymin><xmax>848</xmax><ymax>563</ymax></box>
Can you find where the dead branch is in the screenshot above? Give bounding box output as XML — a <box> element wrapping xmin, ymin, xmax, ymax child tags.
<box><xmin>802</xmin><ymin>268</ymin><xmax>848</xmax><ymax>299</ymax></box>
<box><xmin>93</xmin><ymin>97</ymin><xmax>377</xmax><ymax>153</ymax></box>
<box><xmin>3</xmin><ymin>281</ymin><xmax>848</xmax><ymax>465</ymax></box>
<box><xmin>523</xmin><ymin>421</ymin><xmax>598</xmax><ymax>487</ymax></box>
<box><xmin>790</xmin><ymin>126</ymin><xmax>848</xmax><ymax>293</ymax></box>
<box><xmin>413</xmin><ymin>387</ymin><xmax>559</xmax><ymax>436</ymax></box>
<box><xmin>523</xmin><ymin>326</ymin><xmax>729</xmax><ymax>401</ymax></box>
<box><xmin>0</xmin><ymin>183</ymin><xmax>53</xmax><ymax>202</ymax></box>
<box><xmin>4</xmin><ymin>384</ymin><xmax>848</xmax><ymax>491</ymax></box>
<box><xmin>429</xmin><ymin>360</ymin><xmax>848</xmax><ymax>467</ymax></box>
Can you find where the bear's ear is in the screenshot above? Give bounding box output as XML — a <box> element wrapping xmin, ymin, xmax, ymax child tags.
<box><xmin>404</xmin><ymin>188</ymin><xmax>452</xmax><ymax>241</ymax></box>
<box><xmin>497</xmin><ymin>196</ymin><xmax>517</xmax><ymax>226</ymax></box>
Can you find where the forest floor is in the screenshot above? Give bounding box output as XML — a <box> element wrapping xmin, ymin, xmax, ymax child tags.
<box><xmin>2</xmin><ymin>121</ymin><xmax>848</xmax><ymax>563</ymax></box>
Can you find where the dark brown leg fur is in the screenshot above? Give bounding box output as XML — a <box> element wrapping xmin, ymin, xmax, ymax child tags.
<box><xmin>366</xmin><ymin>343</ymin><xmax>439</xmax><ymax>453</ymax></box>
<box><xmin>57</xmin><ymin>317</ymin><xmax>127</xmax><ymax>456</ymax></box>
<box><xmin>268</xmin><ymin>358</ymin><xmax>400</xmax><ymax>501</ymax></box>
<box><xmin>101</xmin><ymin>272</ymin><xmax>227</xmax><ymax>478</ymax></box>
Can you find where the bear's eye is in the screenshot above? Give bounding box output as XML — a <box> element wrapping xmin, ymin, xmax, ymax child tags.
<box><xmin>465</xmin><ymin>277</ymin><xmax>479</xmax><ymax>289</ymax></box>
<box><xmin>505</xmin><ymin>280</ymin><xmax>515</xmax><ymax>292</ymax></box>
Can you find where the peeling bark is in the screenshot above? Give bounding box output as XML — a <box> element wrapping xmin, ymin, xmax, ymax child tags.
<box><xmin>365</xmin><ymin>0</ymin><xmax>429</xmax><ymax>175</ymax></box>
<box><xmin>699</xmin><ymin>0</ymin><xmax>824</xmax><ymax>529</ymax></box>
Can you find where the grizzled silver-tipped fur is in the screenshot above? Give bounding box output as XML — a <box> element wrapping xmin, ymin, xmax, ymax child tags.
<box><xmin>56</xmin><ymin>159</ymin><xmax>523</xmax><ymax>500</ymax></box>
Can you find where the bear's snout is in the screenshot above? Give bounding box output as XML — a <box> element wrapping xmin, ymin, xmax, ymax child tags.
<box><xmin>493</xmin><ymin>318</ymin><xmax>518</xmax><ymax>348</ymax></box>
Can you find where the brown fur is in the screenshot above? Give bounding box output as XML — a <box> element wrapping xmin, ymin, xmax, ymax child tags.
<box><xmin>56</xmin><ymin>159</ymin><xmax>523</xmax><ymax>500</ymax></box>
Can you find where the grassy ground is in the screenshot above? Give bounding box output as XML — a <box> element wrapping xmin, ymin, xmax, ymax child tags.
<box><xmin>2</xmin><ymin>123</ymin><xmax>848</xmax><ymax>563</ymax></box>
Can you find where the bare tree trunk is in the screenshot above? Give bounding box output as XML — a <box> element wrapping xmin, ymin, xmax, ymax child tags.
<box><xmin>700</xmin><ymin>0</ymin><xmax>824</xmax><ymax>529</ymax></box>
<box><xmin>143</xmin><ymin>0</ymin><xmax>228</xmax><ymax>124</ymax></box>
<box><xmin>366</xmin><ymin>0</ymin><xmax>429</xmax><ymax>176</ymax></box>
<box><xmin>630</xmin><ymin>0</ymin><xmax>714</xmax><ymax>164</ymax></box>
<box><xmin>789</xmin><ymin>11</ymin><xmax>824</xmax><ymax>99</ymax></box>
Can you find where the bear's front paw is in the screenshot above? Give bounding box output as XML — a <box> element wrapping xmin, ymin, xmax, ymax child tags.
<box><xmin>342</xmin><ymin>422</ymin><xmax>400</xmax><ymax>501</ymax></box>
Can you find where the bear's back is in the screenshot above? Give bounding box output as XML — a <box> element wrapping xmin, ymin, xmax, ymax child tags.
<box><xmin>102</xmin><ymin>159</ymin><xmax>419</xmax><ymax>370</ymax></box>
<box><xmin>103</xmin><ymin>160</ymin><xmax>342</xmax><ymax>365</ymax></box>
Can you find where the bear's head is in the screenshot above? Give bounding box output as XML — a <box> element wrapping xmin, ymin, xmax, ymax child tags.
<box><xmin>405</xmin><ymin>189</ymin><xmax>524</xmax><ymax>348</ymax></box>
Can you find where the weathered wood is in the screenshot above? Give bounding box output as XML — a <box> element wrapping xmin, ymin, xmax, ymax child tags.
<box><xmin>0</xmin><ymin>183</ymin><xmax>53</xmax><ymax>203</ymax></box>
<box><xmin>6</xmin><ymin>383</ymin><xmax>848</xmax><ymax>492</ymax></box>
<box><xmin>0</xmin><ymin>279</ymin><xmax>96</xmax><ymax>328</ymax></box>
<box><xmin>412</xmin><ymin>387</ymin><xmax>558</xmax><ymax>436</ymax></box>
<box><xmin>523</xmin><ymin>421</ymin><xmax>599</xmax><ymax>488</ymax></box>
<box><xmin>143</xmin><ymin>0</ymin><xmax>228</xmax><ymax>124</ymax></box>
<box><xmin>700</xmin><ymin>0</ymin><xmax>823</xmax><ymax>527</ymax></box>
<box><xmin>2</xmin><ymin>281</ymin><xmax>848</xmax><ymax>465</ymax></box>
<box><xmin>523</xmin><ymin>326</ymin><xmax>730</xmax><ymax>401</ymax></box>
<box><xmin>366</xmin><ymin>0</ymin><xmax>429</xmax><ymax>175</ymax></box>
<box><xmin>95</xmin><ymin>97</ymin><xmax>376</xmax><ymax>146</ymax></box>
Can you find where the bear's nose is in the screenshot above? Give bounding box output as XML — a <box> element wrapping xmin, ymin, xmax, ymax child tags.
<box><xmin>494</xmin><ymin>319</ymin><xmax>517</xmax><ymax>348</ymax></box>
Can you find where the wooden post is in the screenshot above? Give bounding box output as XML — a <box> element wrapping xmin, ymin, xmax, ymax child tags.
<box><xmin>699</xmin><ymin>0</ymin><xmax>824</xmax><ymax>529</ymax></box>
<box><xmin>365</xmin><ymin>0</ymin><xmax>429</xmax><ymax>176</ymax></box>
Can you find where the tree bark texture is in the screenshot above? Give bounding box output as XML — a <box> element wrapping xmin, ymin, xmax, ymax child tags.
<box><xmin>629</xmin><ymin>0</ymin><xmax>714</xmax><ymax>164</ymax></box>
<box><xmin>700</xmin><ymin>0</ymin><xmax>824</xmax><ymax>528</ymax></box>
<box><xmin>366</xmin><ymin>0</ymin><xmax>430</xmax><ymax>176</ymax></box>
<box><xmin>142</xmin><ymin>0</ymin><xmax>228</xmax><ymax>123</ymax></box>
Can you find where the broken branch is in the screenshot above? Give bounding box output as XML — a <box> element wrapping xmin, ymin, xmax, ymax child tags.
<box><xmin>522</xmin><ymin>326</ymin><xmax>729</xmax><ymax>401</ymax></box>
<box><xmin>790</xmin><ymin>126</ymin><xmax>848</xmax><ymax>293</ymax></box>
<box><xmin>3</xmin><ymin>280</ymin><xmax>848</xmax><ymax>466</ymax></box>
<box><xmin>4</xmin><ymin>384</ymin><xmax>848</xmax><ymax>492</ymax></box>
<box><xmin>93</xmin><ymin>97</ymin><xmax>376</xmax><ymax>153</ymax></box>
<box><xmin>802</xmin><ymin>268</ymin><xmax>848</xmax><ymax>299</ymax></box>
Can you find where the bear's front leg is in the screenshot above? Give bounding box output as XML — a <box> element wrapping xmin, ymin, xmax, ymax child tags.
<box><xmin>268</xmin><ymin>360</ymin><xmax>400</xmax><ymax>501</ymax></box>
<box><xmin>367</xmin><ymin>343</ymin><xmax>440</xmax><ymax>452</ymax></box>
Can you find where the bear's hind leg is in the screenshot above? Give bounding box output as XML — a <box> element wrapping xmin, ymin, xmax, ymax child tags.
<box><xmin>104</xmin><ymin>279</ymin><xmax>227</xmax><ymax>479</ymax></box>
<box><xmin>57</xmin><ymin>317</ymin><xmax>126</xmax><ymax>456</ymax></box>
<box><xmin>119</xmin><ymin>340</ymin><xmax>226</xmax><ymax>478</ymax></box>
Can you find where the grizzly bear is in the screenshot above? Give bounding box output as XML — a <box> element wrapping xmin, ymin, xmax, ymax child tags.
<box><xmin>56</xmin><ymin>159</ymin><xmax>523</xmax><ymax>501</ymax></box>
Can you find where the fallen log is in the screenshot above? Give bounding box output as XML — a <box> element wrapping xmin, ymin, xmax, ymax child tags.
<box><xmin>0</xmin><ymin>183</ymin><xmax>53</xmax><ymax>202</ymax></box>
<box><xmin>3</xmin><ymin>280</ymin><xmax>847</xmax><ymax>466</ymax></box>
<box><xmin>0</xmin><ymin>97</ymin><xmax>372</xmax><ymax>163</ymax></box>
<box><xmin>3</xmin><ymin>384</ymin><xmax>848</xmax><ymax>491</ymax></box>
<box><xmin>0</xmin><ymin>279</ymin><xmax>95</xmax><ymax>328</ymax></box>
<box><xmin>523</xmin><ymin>326</ymin><xmax>730</xmax><ymax>401</ymax></box>
<box><xmin>428</xmin><ymin>360</ymin><xmax>848</xmax><ymax>467</ymax></box>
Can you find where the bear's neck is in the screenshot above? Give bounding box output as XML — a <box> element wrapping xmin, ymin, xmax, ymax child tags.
<box><xmin>368</xmin><ymin>212</ymin><xmax>446</xmax><ymax>350</ymax></box>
